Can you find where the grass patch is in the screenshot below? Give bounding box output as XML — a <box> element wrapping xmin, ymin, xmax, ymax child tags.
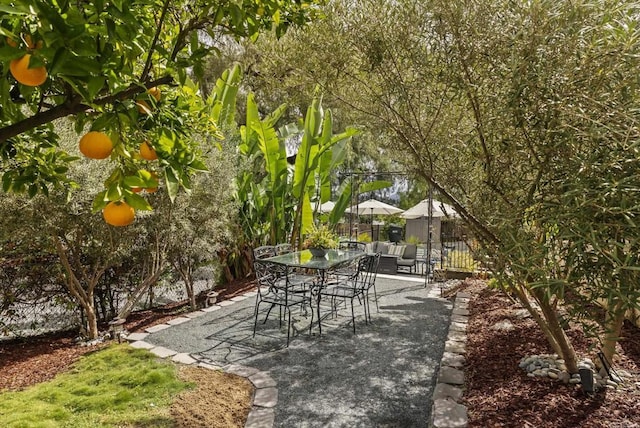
<box><xmin>0</xmin><ymin>344</ymin><xmax>192</xmax><ymax>427</ymax></box>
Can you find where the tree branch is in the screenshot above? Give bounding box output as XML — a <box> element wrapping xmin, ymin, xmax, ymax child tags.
<box><xmin>140</xmin><ymin>0</ymin><xmax>172</xmax><ymax>80</ymax></box>
<box><xmin>0</xmin><ymin>75</ymin><xmax>173</xmax><ymax>143</ymax></box>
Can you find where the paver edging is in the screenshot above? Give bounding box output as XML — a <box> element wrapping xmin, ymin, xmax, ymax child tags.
<box><xmin>122</xmin><ymin>290</ymin><xmax>276</xmax><ymax>428</ymax></box>
<box><xmin>430</xmin><ymin>291</ymin><xmax>469</xmax><ymax>428</ymax></box>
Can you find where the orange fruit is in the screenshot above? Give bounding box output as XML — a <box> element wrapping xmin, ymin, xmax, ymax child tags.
<box><xmin>79</xmin><ymin>131</ymin><xmax>113</xmax><ymax>159</ymax></box>
<box><xmin>131</xmin><ymin>187</ymin><xmax>143</xmax><ymax>193</ymax></box>
<box><xmin>139</xmin><ymin>141</ymin><xmax>158</xmax><ymax>160</ymax></box>
<box><xmin>148</xmin><ymin>87</ymin><xmax>161</xmax><ymax>101</ymax></box>
<box><xmin>103</xmin><ymin>201</ymin><xmax>135</xmax><ymax>226</ymax></box>
<box><xmin>9</xmin><ymin>54</ymin><xmax>47</xmax><ymax>87</ymax></box>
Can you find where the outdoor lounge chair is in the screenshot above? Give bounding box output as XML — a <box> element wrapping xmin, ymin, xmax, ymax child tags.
<box><xmin>397</xmin><ymin>243</ymin><xmax>418</xmax><ymax>273</ymax></box>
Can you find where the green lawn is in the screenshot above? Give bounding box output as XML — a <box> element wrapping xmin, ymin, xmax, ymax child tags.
<box><xmin>0</xmin><ymin>344</ymin><xmax>192</xmax><ymax>427</ymax></box>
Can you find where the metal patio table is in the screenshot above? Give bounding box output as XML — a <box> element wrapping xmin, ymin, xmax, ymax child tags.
<box><xmin>263</xmin><ymin>249</ymin><xmax>366</xmax><ymax>334</ymax></box>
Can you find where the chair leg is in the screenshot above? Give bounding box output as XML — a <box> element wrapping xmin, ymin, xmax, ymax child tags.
<box><xmin>350</xmin><ymin>298</ymin><xmax>356</xmax><ymax>334</ymax></box>
<box><xmin>253</xmin><ymin>299</ymin><xmax>262</xmax><ymax>338</ymax></box>
<box><xmin>286</xmin><ymin>306</ymin><xmax>292</xmax><ymax>346</ymax></box>
<box><xmin>317</xmin><ymin>294</ymin><xmax>323</xmax><ymax>336</ymax></box>
<box><xmin>372</xmin><ymin>283</ymin><xmax>379</xmax><ymax>313</ymax></box>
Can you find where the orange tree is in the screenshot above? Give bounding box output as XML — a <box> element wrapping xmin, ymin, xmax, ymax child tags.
<box><xmin>0</xmin><ymin>0</ymin><xmax>322</xmax><ymax>210</ymax></box>
<box><xmin>0</xmin><ymin>0</ymin><xmax>322</xmax><ymax>339</ymax></box>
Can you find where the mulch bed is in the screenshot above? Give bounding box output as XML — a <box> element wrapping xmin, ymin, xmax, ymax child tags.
<box><xmin>462</xmin><ymin>279</ymin><xmax>640</xmax><ymax>428</ymax></box>
<box><xmin>0</xmin><ymin>277</ymin><xmax>257</xmax><ymax>392</ymax></box>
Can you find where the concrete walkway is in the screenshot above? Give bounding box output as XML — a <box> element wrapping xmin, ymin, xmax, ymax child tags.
<box><xmin>131</xmin><ymin>275</ymin><xmax>452</xmax><ymax>427</ymax></box>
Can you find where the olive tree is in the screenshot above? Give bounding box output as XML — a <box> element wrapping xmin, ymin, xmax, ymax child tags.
<box><xmin>243</xmin><ymin>0</ymin><xmax>640</xmax><ymax>372</ymax></box>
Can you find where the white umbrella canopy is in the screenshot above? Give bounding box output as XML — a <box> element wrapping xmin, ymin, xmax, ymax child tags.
<box><xmin>401</xmin><ymin>199</ymin><xmax>458</xmax><ymax>219</ymax></box>
<box><xmin>345</xmin><ymin>198</ymin><xmax>404</xmax><ymax>215</ymax></box>
<box><xmin>318</xmin><ymin>201</ymin><xmax>335</xmax><ymax>214</ymax></box>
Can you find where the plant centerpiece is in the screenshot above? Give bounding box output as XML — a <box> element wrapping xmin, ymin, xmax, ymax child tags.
<box><xmin>303</xmin><ymin>225</ymin><xmax>339</xmax><ymax>258</ymax></box>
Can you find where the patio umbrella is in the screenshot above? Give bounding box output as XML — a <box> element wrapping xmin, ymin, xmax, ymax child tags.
<box><xmin>345</xmin><ymin>198</ymin><xmax>404</xmax><ymax>216</ymax></box>
<box><xmin>345</xmin><ymin>199</ymin><xmax>404</xmax><ymax>237</ymax></box>
<box><xmin>318</xmin><ymin>201</ymin><xmax>335</xmax><ymax>214</ymax></box>
<box><xmin>400</xmin><ymin>199</ymin><xmax>458</xmax><ymax>219</ymax></box>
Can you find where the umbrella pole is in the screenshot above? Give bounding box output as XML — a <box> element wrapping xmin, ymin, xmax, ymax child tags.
<box><xmin>425</xmin><ymin>187</ymin><xmax>434</xmax><ymax>288</ymax></box>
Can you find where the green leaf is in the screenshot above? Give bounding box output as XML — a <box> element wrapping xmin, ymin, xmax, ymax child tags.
<box><xmin>123</xmin><ymin>175</ymin><xmax>146</xmax><ymax>188</ymax></box>
<box><xmin>124</xmin><ymin>192</ymin><xmax>152</xmax><ymax>211</ymax></box>
<box><xmin>87</xmin><ymin>76</ymin><xmax>106</xmax><ymax>99</ymax></box>
<box><xmin>91</xmin><ymin>190</ymin><xmax>108</xmax><ymax>213</ymax></box>
<box><xmin>106</xmin><ymin>184</ymin><xmax>123</xmax><ymax>201</ymax></box>
<box><xmin>165</xmin><ymin>168</ymin><xmax>179</xmax><ymax>202</ymax></box>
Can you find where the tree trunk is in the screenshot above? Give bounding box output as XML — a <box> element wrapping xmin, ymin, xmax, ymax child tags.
<box><xmin>118</xmin><ymin>269</ymin><xmax>163</xmax><ymax>319</ymax></box>
<box><xmin>601</xmin><ymin>300</ymin><xmax>627</xmax><ymax>365</ymax></box>
<box><xmin>53</xmin><ymin>236</ymin><xmax>104</xmax><ymax>340</ymax></box>
<box><xmin>511</xmin><ymin>282</ymin><xmax>579</xmax><ymax>373</ymax></box>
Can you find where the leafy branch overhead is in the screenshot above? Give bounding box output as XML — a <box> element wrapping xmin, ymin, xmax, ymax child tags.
<box><xmin>0</xmin><ymin>0</ymin><xmax>322</xmax><ymax>219</ymax></box>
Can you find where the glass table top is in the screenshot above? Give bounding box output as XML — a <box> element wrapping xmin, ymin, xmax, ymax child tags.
<box><xmin>264</xmin><ymin>249</ymin><xmax>365</xmax><ymax>270</ymax></box>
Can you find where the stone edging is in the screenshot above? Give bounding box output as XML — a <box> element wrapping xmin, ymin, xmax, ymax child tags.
<box><xmin>430</xmin><ymin>291</ymin><xmax>470</xmax><ymax>428</ymax></box>
<box><xmin>122</xmin><ymin>289</ymin><xmax>277</xmax><ymax>428</ymax></box>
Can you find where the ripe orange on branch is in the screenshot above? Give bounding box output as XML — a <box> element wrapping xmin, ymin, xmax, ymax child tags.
<box><xmin>148</xmin><ymin>87</ymin><xmax>161</xmax><ymax>101</ymax></box>
<box><xmin>139</xmin><ymin>141</ymin><xmax>158</xmax><ymax>160</ymax></box>
<box><xmin>79</xmin><ymin>131</ymin><xmax>113</xmax><ymax>159</ymax></box>
<box><xmin>103</xmin><ymin>201</ymin><xmax>135</xmax><ymax>226</ymax></box>
<box><xmin>9</xmin><ymin>54</ymin><xmax>48</xmax><ymax>87</ymax></box>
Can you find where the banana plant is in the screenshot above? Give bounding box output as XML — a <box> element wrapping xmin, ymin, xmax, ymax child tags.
<box><xmin>238</xmin><ymin>94</ymin><xmax>293</xmax><ymax>245</ymax></box>
<box><xmin>290</xmin><ymin>89</ymin><xmax>359</xmax><ymax>247</ymax></box>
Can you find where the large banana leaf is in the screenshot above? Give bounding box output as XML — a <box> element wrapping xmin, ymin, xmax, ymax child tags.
<box><xmin>210</xmin><ymin>64</ymin><xmax>241</xmax><ymax>128</ymax></box>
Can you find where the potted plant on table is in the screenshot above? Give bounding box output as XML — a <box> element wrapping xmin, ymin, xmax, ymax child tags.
<box><xmin>303</xmin><ymin>225</ymin><xmax>339</xmax><ymax>258</ymax></box>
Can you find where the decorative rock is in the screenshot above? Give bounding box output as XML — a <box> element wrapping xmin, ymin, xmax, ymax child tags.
<box><xmin>558</xmin><ymin>371</ymin><xmax>571</xmax><ymax>383</ymax></box>
<box><xmin>166</xmin><ymin>317</ymin><xmax>190</xmax><ymax>326</ymax></box>
<box><xmin>225</xmin><ymin>364</ymin><xmax>261</xmax><ymax>378</ymax></box>
<box><xmin>445</xmin><ymin>341</ymin><xmax>466</xmax><ymax>355</ymax></box>
<box><xmin>548</xmin><ymin>372</ymin><xmax>559</xmax><ymax>380</ymax></box>
<box><xmin>172</xmin><ymin>352</ymin><xmax>196</xmax><ymax>364</ymax></box>
<box><xmin>149</xmin><ymin>346</ymin><xmax>177</xmax><ymax>358</ymax></box>
<box><xmin>570</xmin><ymin>378</ymin><xmax>581</xmax><ymax>384</ymax></box>
<box><xmin>245</xmin><ymin>408</ymin><xmax>275</xmax><ymax>428</ymax></box>
<box><xmin>124</xmin><ymin>332</ymin><xmax>149</xmax><ymax>341</ymax></box>
<box><xmin>442</xmin><ymin>352</ymin><xmax>466</xmax><ymax>368</ymax></box>
<box><xmin>129</xmin><ymin>340</ymin><xmax>155</xmax><ymax>350</ymax></box>
<box><xmin>492</xmin><ymin>320</ymin><xmax>515</xmax><ymax>331</ymax></box>
<box><xmin>439</xmin><ymin>366</ymin><xmax>465</xmax><ymax>385</ymax></box>
<box><xmin>606</xmin><ymin>380</ymin><xmax>618</xmax><ymax>388</ymax></box>
<box><xmin>249</xmin><ymin>372</ymin><xmax>277</xmax><ymax>389</ymax></box>
<box><xmin>433</xmin><ymin>383</ymin><xmax>464</xmax><ymax>402</ymax></box>
<box><xmin>432</xmin><ymin>398</ymin><xmax>468</xmax><ymax>428</ymax></box>
<box><xmin>253</xmin><ymin>387</ymin><xmax>278</xmax><ymax>408</ymax></box>
<box><xmin>145</xmin><ymin>323</ymin><xmax>170</xmax><ymax>333</ymax></box>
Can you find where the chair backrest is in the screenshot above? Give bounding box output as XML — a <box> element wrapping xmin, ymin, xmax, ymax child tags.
<box><xmin>355</xmin><ymin>253</ymin><xmax>380</xmax><ymax>290</ymax></box>
<box><xmin>254</xmin><ymin>245</ymin><xmax>276</xmax><ymax>260</ymax></box>
<box><xmin>275</xmin><ymin>243</ymin><xmax>293</xmax><ymax>255</ymax></box>
<box><xmin>402</xmin><ymin>244</ymin><xmax>417</xmax><ymax>259</ymax></box>
<box><xmin>339</xmin><ymin>241</ymin><xmax>366</xmax><ymax>251</ymax></box>
<box><xmin>254</xmin><ymin>260</ymin><xmax>287</xmax><ymax>289</ymax></box>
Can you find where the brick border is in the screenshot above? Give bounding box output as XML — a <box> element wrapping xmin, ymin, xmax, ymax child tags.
<box><xmin>123</xmin><ymin>288</ymin><xmax>277</xmax><ymax>428</ymax></box>
<box><xmin>430</xmin><ymin>291</ymin><xmax>470</xmax><ymax>428</ymax></box>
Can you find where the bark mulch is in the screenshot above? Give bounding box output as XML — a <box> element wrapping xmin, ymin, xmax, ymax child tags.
<box><xmin>462</xmin><ymin>278</ymin><xmax>640</xmax><ymax>428</ymax></box>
